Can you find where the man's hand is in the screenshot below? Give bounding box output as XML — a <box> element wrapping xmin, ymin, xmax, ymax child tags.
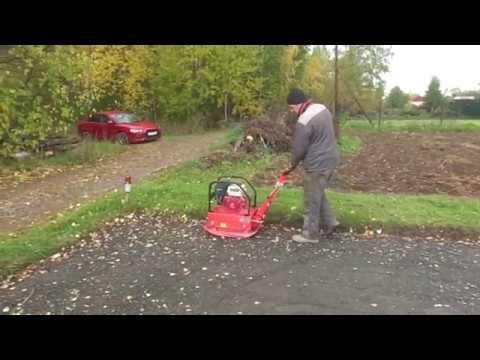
<box><xmin>282</xmin><ymin>162</ymin><xmax>297</xmax><ymax>176</ymax></box>
<box><xmin>281</xmin><ymin>167</ymin><xmax>293</xmax><ymax>176</ymax></box>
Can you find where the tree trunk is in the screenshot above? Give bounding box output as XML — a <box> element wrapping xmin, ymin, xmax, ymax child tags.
<box><xmin>152</xmin><ymin>97</ymin><xmax>157</xmax><ymax>121</ymax></box>
<box><xmin>352</xmin><ymin>92</ymin><xmax>373</xmax><ymax>124</ymax></box>
<box><xmin>333</xmin><ymin>45</ymin><xmax>340</xmax><ymax>142</ymax></box>
<box><xmin>224</xmin><ymin>93</ymin><xmax>229</xmax><ymax>122</ymax></box>
<box><xmin>440</xmin><ymin>103</ymin><xmax>445</xmax><ymax>126</ymax></box>
<box><xmin>378</xmin><ymin>98</ymin><xmax>383</xmax><ymax>129</ymax></box>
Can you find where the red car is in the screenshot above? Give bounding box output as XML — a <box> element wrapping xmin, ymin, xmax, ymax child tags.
<box><xmin>78</xmin><ymin>111</ymin><xmax>162</xmax><ymax>144</ymax></box>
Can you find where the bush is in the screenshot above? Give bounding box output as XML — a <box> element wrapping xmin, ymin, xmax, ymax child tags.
<box><xmin>226</xmin><ymin>126</ymin><xmax>243</xmax><ymax>145</ymax></box>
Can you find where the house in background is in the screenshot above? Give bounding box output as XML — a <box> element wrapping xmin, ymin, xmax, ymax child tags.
<box><xmin>409</xmin><ymin>95</ymin><xmax>425</xmax><ymax>108</ymax></box>
<box><xmin>452</xmin><ymin>96</ymin><xmax>475</xmax><ymax>101</ymax></box>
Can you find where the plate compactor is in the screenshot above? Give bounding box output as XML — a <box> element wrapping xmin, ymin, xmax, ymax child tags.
<box><xmin>203</xmin><ymin>175</ymin><xmax>287</xmax><ymax>238</ymax></box>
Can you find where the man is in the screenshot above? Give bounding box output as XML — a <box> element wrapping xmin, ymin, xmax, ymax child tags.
<box><xmin>282</xmin><ymin>88</ymin><xmax>340</xmax><ymax>244</ymax></box>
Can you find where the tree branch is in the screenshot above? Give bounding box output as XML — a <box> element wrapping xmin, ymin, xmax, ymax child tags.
<box><xmin>340</xmin><ymin>75</ymin><xmax>374</xmax><ymax>125</ymax></box>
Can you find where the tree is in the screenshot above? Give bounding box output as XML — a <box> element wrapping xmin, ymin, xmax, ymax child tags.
<box><xmin>424</xmin><ymin>76</ymin><xmax>444</xmax><ymax>114</ymax></box>
<box><xmin>301</xmin><ymin>46</ymin><xmax>332</xmax><ymax>103</ymax></box>
<box><xmin>281</xmin><ymin>45</ymin><xmax>310</xmax><ymax>89</ymax></box>
<box><xmin>375</xmin><ymin>82</ymin><xmax>385</xmax><ymax>127</ymax></box>
<box><xmin>1</xmin><ymin>44</ymin><xmax>393</xmax><ymax>157</ymax></box>
<box><xmin>336</xmin><ymin>45</ymin><xmax>393</xmax><ymax>127</ymax></box>
<box><xmin>297</xmin><ymin>45</ymin><xmax>392</xmax><ymax>140</ymax></box>
<box><xmin>386</xmin><ymin>86</ymin><xmax>409</xmax><ymax>109</ymax></box>
<box><xmin>259</xmin><ymin>45</ymin><xmax>289</xmax><ymax>110</ymax></box>
<box><xmin>0</xmin><ymin>45</ymin><xmax>98</xmax><ymax>156</ymax></box>
<box><xmin>150</xmin><ymin>45</ymin><xmax>267</xmax><ymax>128</ymax></box>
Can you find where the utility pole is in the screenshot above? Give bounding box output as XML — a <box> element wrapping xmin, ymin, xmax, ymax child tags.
<box><xmin>334</xmin><ymin>45</ymin><xmax>340</xmax><ymax>142</ymax></box>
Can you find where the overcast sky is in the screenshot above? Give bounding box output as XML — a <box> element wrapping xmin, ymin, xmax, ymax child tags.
<box><xmin>383</xmin><ymin>45</ymin><xmax>480</xmax><ymax>95</ymax></box>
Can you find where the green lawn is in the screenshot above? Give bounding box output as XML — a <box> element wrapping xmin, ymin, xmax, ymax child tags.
<box><xmin>338</xmin><ymin>133</ymin><xmax>362</xmax><ymax>154</ymax></box>
<box><xmin>344</xmin><ymin>118</ymin><xmax>480</xmax><ymax>133</ymax></box>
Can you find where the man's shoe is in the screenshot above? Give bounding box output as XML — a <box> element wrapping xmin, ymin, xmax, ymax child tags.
<box><xmin>292</xmin><ymin>232</ymin><xmax>319</xmax><ymax>244</ymax></box>
<box><xmin>324</xmin><ymin>222</ymin><xmax>340</xmax><ymax>236</ymax></box>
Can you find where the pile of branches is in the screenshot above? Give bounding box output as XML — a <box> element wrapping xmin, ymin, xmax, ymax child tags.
<box><xmin>233</xmin><ymin>115</ymin><xmax>294</xmax><ymax>153</ymax></box>
<box><xmin>9</xmin><ymin>136</ymin><xmax>82</xmax><ymax>160</ymax></box>
<box><xmin>39</xmin><ymin>136</ymin><xmax>80</xmax><ymax>151</ymax></box>
<box><xmin>38</xmin><ymin>136</ymin><xmax>81</xmax><ymax>156</ymax></box>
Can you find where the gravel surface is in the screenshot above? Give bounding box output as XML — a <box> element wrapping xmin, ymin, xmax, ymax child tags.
<box><xmin>2</xmin><ymin>212</ymin><xmax>480</xmax><ymax>315</ymax></box>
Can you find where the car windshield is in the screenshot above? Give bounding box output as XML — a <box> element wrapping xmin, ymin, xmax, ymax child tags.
<box><xmin>114</xmin><ymin>113</ymin><xmax>140</xmax><ymax>124</ymax></box>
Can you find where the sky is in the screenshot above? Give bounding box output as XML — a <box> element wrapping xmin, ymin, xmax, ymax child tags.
<box><xmin>383</xmin><ymin>45</ymin><xmax>480</xmax><ymax>96</ymax></box>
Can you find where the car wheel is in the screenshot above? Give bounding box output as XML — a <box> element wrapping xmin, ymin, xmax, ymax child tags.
<box><xmin>116</xmin><ymin>133</ymin><xmax>129</xmax><ymax>145</ymax></box>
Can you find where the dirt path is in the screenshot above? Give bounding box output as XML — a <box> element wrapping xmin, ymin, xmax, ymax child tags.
<box><xmin>1</xmin><ymin>213</ymin><xmax>479</xmax><ymax>315</ymax></box>
<box><xmin>0</xmin><ymin>132</ymin><xmax>225</xmax><ymax>234</ymax></box>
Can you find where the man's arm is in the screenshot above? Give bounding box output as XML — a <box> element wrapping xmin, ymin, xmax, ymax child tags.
<box><xmin>283</xmin><ymin>123</ymin><xmax>310</xmax><ymax>175</ymax></box>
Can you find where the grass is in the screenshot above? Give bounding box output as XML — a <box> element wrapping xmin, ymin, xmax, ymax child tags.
<box><xmin>46</xmin><ymin>140</ymin><xmax>126</xmax><ymax>166</ymax></box>
<box><xmin>338</xmin><ymin>133</ymin><xmax>362</xmax><ymax>154</ymax></box>
<box><xmin>267</xmin><ymin>189</ymin><xmax>480</xmax><ymax>231</ymax></box>
<box><xmin>0</xmin><ymin>139</ymin><xmax>126</xmax><ymax>173</ymax></box>
<box><xmin>225</xmin><ymin>126</ymin><xmax>243</xmax><ymax>145</ymax></box>
<box><xmin>344</xmin><ymin>119</ymin><xmax>480</xmax><ymax>133</ymax></box>
<box><xmin>206</xmin><ymin>127</ymin><xmax>242</xmax><ymax>152</ymax></box>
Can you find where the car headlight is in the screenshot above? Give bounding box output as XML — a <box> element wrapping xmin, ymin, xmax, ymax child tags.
<box><xmin>129</xmin><ymin>129</ymin><xmax>144</xmax><ymax>134</ymax></box>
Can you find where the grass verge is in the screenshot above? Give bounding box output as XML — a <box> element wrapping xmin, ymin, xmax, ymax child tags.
<box><xmin>0</xmin><ymin>139</ymin><xmax>126</xmax><ymax>173</ymax></box>
<box><xmin>338</xmin><ymin>133</ymin><xmax>362</xmax><ymax>154</ymax></box>
<box><xmin>344</xmin><ymin>119</ymin><xmax>480</xmax><ymax>133</ymax></box>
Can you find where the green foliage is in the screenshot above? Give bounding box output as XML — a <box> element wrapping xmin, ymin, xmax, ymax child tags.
<box><xmin>151</xmin><ymin>45</ymin><xmax>293</xmax><ymax>125</ymax></box>
<box><xmin>386</xmin><ymin>86</ymin><xmax>409</xmax><ymax>109</ymax></box>
<box><xmin>0</xmin><ymin>45</ymin><xmax>96</xmax><ymax>156</ymax></box>
<box><xmin>336</xmin><ymin>45</ymin><xmax>392</xmax><ymax>114</ymax></box>
<box><xmin>338</xmin><ymin>133</ymin><xmax>362</xmax><ymax>154</ymax></box>
<box><xmin>424</xmin><ymin>76</ymin><xmax>444</xmax><ymax>113</ymax></box>
<box><xmin>226</xmin><ymin>126</ymin><xmax>244</xmax><ymax>145</ymax></box>
<box><xmin>301</xmin><ymin>47</ymin><xmax>332</xmax><ymax>104</ymax></box>
<box><xmin>1</xmin><ymin>45</ymin><xmax>392</xmax><ymax>158</ymax></box>
<box><xmin>297</xmin><ymin>45</ymin><xmax>392</xmax><ymax>116</ymax></box>
<box><xmin>207</xmin><ymin>45</ymin><xmax>265</xmax><ymax>119</ymax></box>
<box><xmin>260</xmin><ymin>45</ymin><xmax>289</xmax><ymax>104</ymax></box>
